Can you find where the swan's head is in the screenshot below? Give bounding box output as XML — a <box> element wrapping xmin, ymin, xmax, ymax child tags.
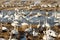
<box><xmin>49</xmin><ymin>30</ymin><xmax>57</xmax><ymax>37</ymax></box>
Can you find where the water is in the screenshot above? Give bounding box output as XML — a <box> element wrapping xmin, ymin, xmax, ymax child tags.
<box><xmin>0</xmin><ymin>10</ymin><xmax>60</xmax><ymax>25</ymax></box>
<box><xmin>21</xmin><ymin>36</ymin><xmax>26</xmax><ymax>40</ymax></box>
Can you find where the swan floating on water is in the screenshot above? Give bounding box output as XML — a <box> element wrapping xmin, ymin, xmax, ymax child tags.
<box><xmin>11</xmin><ymin>21</ymin><xmax>18</xmax><ymax>27</ymax></box>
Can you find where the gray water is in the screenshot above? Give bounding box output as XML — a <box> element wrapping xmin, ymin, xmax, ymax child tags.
<box><xmin>0</xmin><ymin>10</ymin><xmax>60</xmax><ymax>25</ymax></box>
<box><xmin>20</xmin><ymin>36</ymin><xmax>26</xmax><ymax>40</ymax></box>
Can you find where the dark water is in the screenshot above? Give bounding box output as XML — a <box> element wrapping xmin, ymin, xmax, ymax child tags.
<box><xmin>20</xmin><ymin>36</ymin><xmax>26</xmax><ymax>40</ymax></box>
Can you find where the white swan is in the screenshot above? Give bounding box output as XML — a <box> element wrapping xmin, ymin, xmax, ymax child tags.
<box><xmin>37</xmin><ymin>20</ymin><xmax>41</xmax><ymax>28</ymax></box>
<box><xmin>9</xmin><ymin>21</ymin><xmax>18</xmax><ymax>40</ymax></box>
<box><xmin>43</xmin><ymin>29</ymin><xmax>57</xmax><ymax>40</ymax></box>
<box><xmin>8</xmin><ymin>15</ymin><xmax>14</xmax><ymax>20</ymax></box>
<box><xmin>21</xmin><ymin>10</ymin><xmax>26</xmax><ymax>15</ymax></box>
<box><xmin>0</xmin><ymin>14</ymin><xmax>3</xmax><ymax>18</ymax></box>
<box><xmin>54</xmin><ymin>23</ymin><xmax>60</xmax><ymax>26</ymax></box>
<box><xmin>41</xmin><ymin>12</ymin><xmax>50</xmax><ymax>28</ymax></box>
<box><xmin>21</xmin><ymin>22</ymin><xmax>28</xmax><ymax>26</ymax></box>
<box><xmin>2</xmin><ymin>27</ymin><xmax>8</xmax><ymax>31</ymax></box>
<box><xmin>15</xmin><ymin>15</ymin><xmax>20</xmax><ymax>20</ymax></box>
<box><xmin>15</xmin><ymin>8</ymin><xmax>19</xmax><ymax>12</ymax></box>
<box><xmin>46</xmin><ymin>12</ymin><xmax>49</xmax><ymax>16</ymax></box>
<box><xmin>22</xmin><ymin>16</ymin><xmax>29</xmax><ymax>21</ymax></box>
<box><xmin>41</xmin><ymin>4</ymin><xmax>47</xmax><ymax>7</ymax></box>
<box><xmin>14</xmin><ymin>12</ymin><xmax>20</xmax><ymax>20</ymax></box>
<box><xmin>11</xmin><ymin>21</ymin><xmax>19</xmax><ymax>27</ymax></box>
<box><xmin>42</xmin><ymin>21</ymin><xmax>50</xmax><ymax>28</ymax></box>
<box><xmin>33</xmin><ymin>29</ymin><xmax>38</xmax><ymax>36</ymax></box>
<box><xmin>11</xmin><ymin>21</ymin><xmax>19</xmax><ymax>37</ymax></box>
<box><xmin>4</xmin><ymin>15</ymin><xmax>9</xmax><ymax>18</ymax></box>
<box><xmin>34</xmin><ymin>12</ymin><xmax>42</xmax><ymax>17</ymax></box>
<box><xmin>45</xmin><ymin>22</ymin><xmax>50</xmax><ymax>28</ymax></box>
<box><xmin>54</xmin><ymin>11</ymin><xmax>57</xmax><ymax>18</ymax></box>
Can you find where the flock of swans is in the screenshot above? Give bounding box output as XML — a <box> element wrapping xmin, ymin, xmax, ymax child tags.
<box><xmin>0</xmin><ymin>8</ymin><xmax>60</xmax><ymax>40</ymax></box>
<box><xmin>0</xmin><ymin>9</ymin><xmax>43</xmax><ymax>23</ymax></box>
<box><xmin>0</xmin><ymin>9</ymin><xmax>60</xmax><ymax>24</ymax></box>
